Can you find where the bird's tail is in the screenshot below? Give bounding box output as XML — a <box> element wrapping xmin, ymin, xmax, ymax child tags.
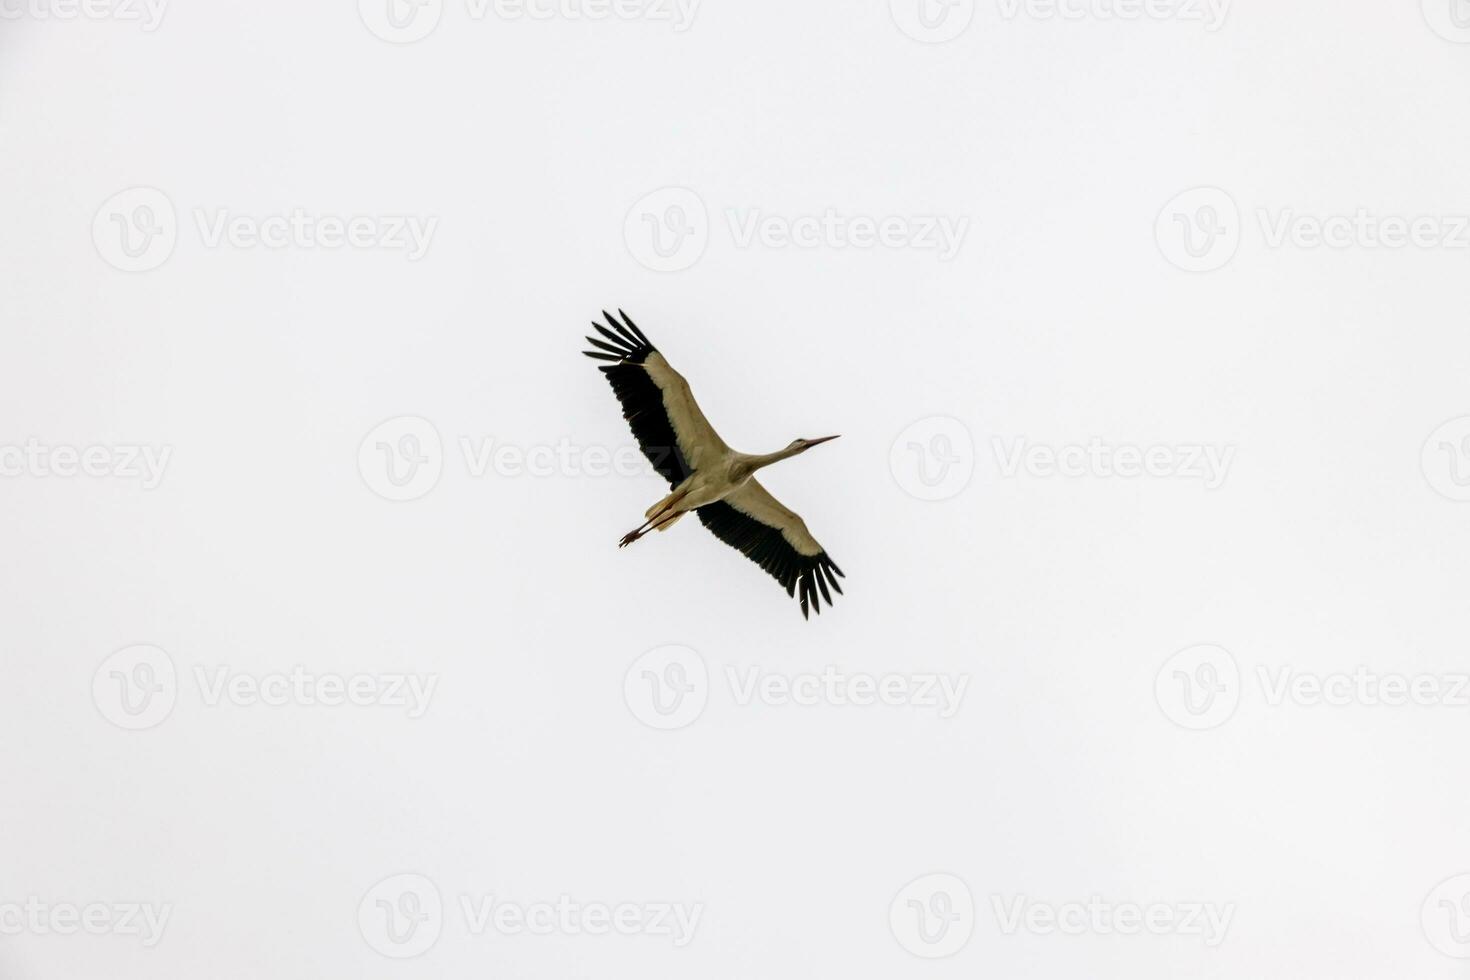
<box><xmin>645</xmin><ymin>486</ymin><xmax>689</xmax><ymax>520</ymax></box>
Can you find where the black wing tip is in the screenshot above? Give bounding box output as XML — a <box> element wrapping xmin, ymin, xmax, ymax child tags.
<box><xmin>588</xmin><ymin>318</ymin><xmax>658</xmax><ymax>367</ymax></box>
<box><xmin>618</xmin><ymin>309</ymin><xmax>653</xmax><ymax>347</ymax></box>
<box><xmin>603</xmin><ymin>310</ymin><xmax>639</xmax><ymax>348</ymax></box>
<box><xmin>801</xmin><ymin>554</ymin><xmax>844</xmax><ymax>618</ymax></box>
<box><xmin>795</xmin><ymin>565</ymin><xmax>829</xmax><ymax>619</ymax></box>
<box><xmin>587</xmin><ymin>309</ymin><xmax>655</xmax><ymax>364</ymax></box>
<box><xmin>813</xmin><ymin>567</ymin><xmax>832</xmax><ymax>606</ymax></box>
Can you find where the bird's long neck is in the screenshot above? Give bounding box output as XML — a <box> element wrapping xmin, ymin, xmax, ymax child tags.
<box><xmin>738</xmin><ymin>444</ymin><xmax>804</xmax><ymax>475</ymax></box>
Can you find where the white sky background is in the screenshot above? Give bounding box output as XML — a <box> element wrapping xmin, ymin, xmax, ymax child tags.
<box><xmin>2</xmin><ymin>0</ymin><xmax>1470</xmax><ymax>976</ymax></box>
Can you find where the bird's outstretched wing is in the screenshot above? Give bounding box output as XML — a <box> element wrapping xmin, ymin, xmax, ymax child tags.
<box><xmin>583</xmin><ymin>310</ymin><xmax>730</xmax><ymax>486</ymax></box>
<box><xmin>696</xmin><ymin>479</ymin><xmax>844</xmax><ymax>619</ymax></box>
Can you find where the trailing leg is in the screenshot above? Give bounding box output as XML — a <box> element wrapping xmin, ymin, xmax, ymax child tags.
<box><xmin>619</xmin><ymin>507</ymin><xmax>685</xmax><ymax>548</ymax></box>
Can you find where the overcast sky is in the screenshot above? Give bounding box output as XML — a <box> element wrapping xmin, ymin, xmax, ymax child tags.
<box><xmin>3</xmin><ymin>1</ymin><xmax>1470</xmax><ymax>977</ymax></box>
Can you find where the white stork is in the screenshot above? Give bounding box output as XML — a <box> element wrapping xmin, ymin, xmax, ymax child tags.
<box><xmin>584</xmin><ymin>310</ymin><xmax>845</xmax><ymax>619</ymax></box>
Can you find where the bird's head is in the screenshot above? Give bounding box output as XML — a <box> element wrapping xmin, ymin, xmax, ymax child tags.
<box><xmin>791</xmin><ymin>434</ymin><xmax>841</xmax><ymax>454</ymax></box>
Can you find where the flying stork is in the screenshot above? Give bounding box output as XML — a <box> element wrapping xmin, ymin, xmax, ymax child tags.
<box><xmin>584</xmin><ymin>310</ymin><xmax>845</xmax><ymax>619</ymax></box>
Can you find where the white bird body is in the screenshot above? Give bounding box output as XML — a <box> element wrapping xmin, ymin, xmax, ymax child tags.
<box><xmin>585</xmin><ymin>311</ymin><xmax>845</xmax><ymax>618</ymax></box>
